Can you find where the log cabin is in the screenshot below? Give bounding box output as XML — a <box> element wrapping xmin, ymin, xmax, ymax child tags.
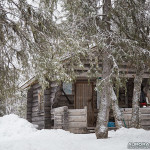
<box><xmin>21</xmin><ymin>61</ymin><xmax>150</xmax><ymax>133</ymax></box>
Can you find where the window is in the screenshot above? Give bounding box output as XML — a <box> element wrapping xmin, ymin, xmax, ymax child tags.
<box><xmin>38</xmin><ymin>90</ymin><xmax>44</xmax><ymax>112</ymax></box>
<box><xmin>63</xmin><ymin>83</ymin><xmax>72</xmax><ymax>95</ymax></box>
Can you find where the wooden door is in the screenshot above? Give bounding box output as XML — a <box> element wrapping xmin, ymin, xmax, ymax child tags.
<box><xmin>75</xmin><ymin>82</ymin><xmax>95</xmax><ymax>127</ymax></box>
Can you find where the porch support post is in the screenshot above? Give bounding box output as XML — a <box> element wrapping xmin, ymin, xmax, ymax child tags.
<box><xmin>44</xmin><ymin>88</ymin><xmax>52</xmax><ymax>129</ymax></box>
<box><xmin>27</xmin><ymin>87</ymin><xmax>33</xmax><ymax>122</ymax></box>
<box><xmin>63</xmin><ymin>106</ymin><xmax>69</xmax><ymax>130</ymax></box>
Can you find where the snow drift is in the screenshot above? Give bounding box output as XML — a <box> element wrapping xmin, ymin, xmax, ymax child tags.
<box><xmin>0</xmin><ymin>114</ymin><xmax>37</xmax><ymax>138</ymax></box>
<box><xmin>0</xmin><ymin>114</ymin><xmax>150</xmax><ymax>150</ymax></box>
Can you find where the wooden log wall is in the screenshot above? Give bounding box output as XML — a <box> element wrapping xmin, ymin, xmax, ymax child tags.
<box><xmin>27</xmin><ymin>88</ymin><xmax>33</xmax><ymax>122</ymax></box>
<box><xmin>31</xmin><ymin>83</ymin><xmax>45</xmax><ymax>129</ymax></box>
<box><xmin>68</xmin><ymin>106</ymin><xmax>88</xmax><ymax>133</ymax></box>
<box><xmin>53</xmin><ymin>106</ymin><xmax>88</xmax><ymax>133</ymax></box>
<box><xmin>75</xmin><ymin>59</ymin><xmax>150</xmax><ymax>78</ymax></box>
<box><xmin>44</xmin><ymin>88</ymin><xmax>51</xmax><ymax>129</ymax></box>
<box><xmin>53</xmin><ymin>106</ymin><xmax>68</xmax><ymax>129</ymax></box>
<box><xmin>121</xmin><ymin>108</ymin><xmax>150</xmax><ymax>130</ymax></box>
<box><xmin>27</xmin><ymin>83</ymin><xmax>52</xmax><ymax>130</ymax></box>
<box><xmin>27</xmin><ymin>81</ymin><xmax>77</xmax><ymax>130</ymax></box>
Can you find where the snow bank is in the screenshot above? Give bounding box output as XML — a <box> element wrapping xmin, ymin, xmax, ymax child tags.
<box><xmin>0</xmin><ymin>114</ymin><xmax>37</xmax><ymax>138</ymax></box>
<box><xmin>0</xmin><ymin>114</ymin><xmax>150</xmax><ymax>150</ymax></box>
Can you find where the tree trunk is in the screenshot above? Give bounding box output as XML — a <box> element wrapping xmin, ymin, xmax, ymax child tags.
<box><xmin>95</xmin><ymin>0</ymin><xmax>112</xmax><ymax>139</ymax></box>
<box><xmin>110</xmin><ymin>85</ymin><xmax>123</xmax><ymax>128</ymax></box>
<box><xmin>95</xmin><ymin>50</ymin><xmax>112</xmax><ymax>138</ymax></box>
<box><xmin>131</xmin><ymin>70</ymin><xmax>144</xmax><ymax>128</ymax></box>
<box><xmin>95</xmin><ymin>80</ymin><xmax>111</xmax><ymax>138</ymax></box>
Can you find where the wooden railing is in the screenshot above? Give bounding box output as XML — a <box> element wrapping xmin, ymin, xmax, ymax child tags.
<box><xmin>51</xmin><ymin>107</ymin><xmax>150</xmax><ymax>133</ymax></box>
<box><xmin>52</xmin><ymin>106</ymin><xmax>88</xmax><ymax>133</ymax></box>
<box><xmin>121</xmin><ymin>108</ymin><xmax>150</xmax><ymax>130</ymax></box>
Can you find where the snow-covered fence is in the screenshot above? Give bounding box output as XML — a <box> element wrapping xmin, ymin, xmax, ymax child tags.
<box><xmin>52</xmin><ymin>106</ymin><xmax>88</xmax><ymax>133</ymax></box>
<box><xmin>121</xmin><ymin>108</ymin><xmax>150</xmax><ymax>130</ymax></box>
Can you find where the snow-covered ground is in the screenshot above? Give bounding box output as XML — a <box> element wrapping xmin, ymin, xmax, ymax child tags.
<box><xmin>0</xmin><ymin>114</ymin><xmax>150</xmax><ymax>150</ymax></box>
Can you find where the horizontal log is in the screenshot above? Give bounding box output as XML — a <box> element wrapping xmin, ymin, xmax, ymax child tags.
<box><xmin>51</xmin><ymin>115</ymin><xmax>54</xmax><ymax>120</ymax></box>
<box><xmin>121</xmin><ymin>108</ymin><xmax>150</xmax><ymax>114</ymax></box>
<box><xmin>55</xmin><ymin>119</ymin><xmax>62</xmax><ymax>123</ymax></box>
<box><xmin>32</xmin><ymin>115</ymin><xmax>45</xmax><ymax>119</ymax></box>
<box><xmin>32</xmin><ymin>83</ymin><xmax>41</xmax><ymax>90</ymax></box>
<box><xmin>68</xmin><ymin>116</ymin><xmax>86</xmax><ymax>122</ymax></box>
<box><xmin>54</xmin><ymin>116</ymin><xmax>62</xmax><ymax>120</ymax></box>
<box><xmin>32</xmin><ymin>106</ymin><xmax>39</xmax><ymax>112</ymax></box>
<box><xmin>54</xmin><ymin>125</ymin><xmax>63</xmax><ymax>129</ymax></box>
<box><xmin>141</xmin><ymin>120</ymin><xmax>150</xmax><ymax>126</ymax></box>
<box><xmin>33</xmin><ymin>93</ymin><xmax>38</xmax><ymax>97</ymax></box>
<box><xmin>32</xmin><ymin>116</ymin><xmax>45</xmax><ymax>122</ymax></box>
<box><xmin>140</xmin><ymin>108</ymin><xmax>150</xmax><ymax>114</ymax></box>
<box><xmin>32</xmin><ymin>112</ymin><xmax>44</xmax><ymax>117</ymax></box>
<box><xmin>53</xmin><ymin>106</ymin><xmax>68</xmax><ymax>113</ymax></box>
<box><xmin>32</xmin><ymin>102</ymin><xmax>38</xmax><ymax>107</ymax></box>
<box><xmin>68</xmin><ymin>109</ymin><xmax>86</xmax><ymax>116</ymax></box>
<box><xmin>121</xmin><ymin>108</ymin><xmax>132</xmax><ymax>114</ymax></box>
<box><xmin>32</xmin><ymin>121</ymin><xmax>44</xmax><ymax>126</ymax></box>
<box><xmin>54</xmin><ymin>118</ymin><xmax>62</xmax><ymax>123</ymax></box>
<box><xmin>77</xmin><ymin>72</ymin><xmax>150</xmax><ymax>78</ymax></box>
<box><xmin>75</xmin><ymin>65</ymin><xmax>150</xmax><ymax>73</ymax></box>
<box><xmin>32</xmin><ymin>97</ymin><xmax>38</xmax><ymax>103</ymax></box>
<box><xmin>123</xmin><ymin>114</ymin><xmax>132</xmax><ymax>120</ymax></box>
<box><xmin>141</xmin><ymin>114</ymin><xmax>150</xmax><ymax>120</ymax></box>
<box><xmin>69</xmin><ymin>122</ymin><xmax>87</xmax><ymax>128</ymax></box>
<box><xmin>68</xmin><ymin>127</ymin><xmax>88</xmax><ymax>134</ymax></box>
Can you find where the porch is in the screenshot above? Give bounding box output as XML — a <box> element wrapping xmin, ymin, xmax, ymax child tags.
<box><xmin>52</xmin><ymin>106</ymin><xmax>150</xmax><ymax>133</ymax></box>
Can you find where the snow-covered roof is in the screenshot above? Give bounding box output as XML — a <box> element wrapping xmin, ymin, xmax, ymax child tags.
<box><xmin>20</xmin><ymin>77</ymin><xmax>36</xmax><ymax>90</ymax></box>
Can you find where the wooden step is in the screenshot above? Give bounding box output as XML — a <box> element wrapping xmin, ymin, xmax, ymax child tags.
<box><xmin>87</xmin><ymin>127</ymin><xmax>117</xmax><ymax>133</ymax></box>
<box><xmin>87</xmin><ymin>127</ymin><xmax>95</xmax><ymax>133</ymax></box>
<box><xmin>108</xmin><ymin>127</ymin><xmax>117</xmax><ymax>131</ymax></box>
